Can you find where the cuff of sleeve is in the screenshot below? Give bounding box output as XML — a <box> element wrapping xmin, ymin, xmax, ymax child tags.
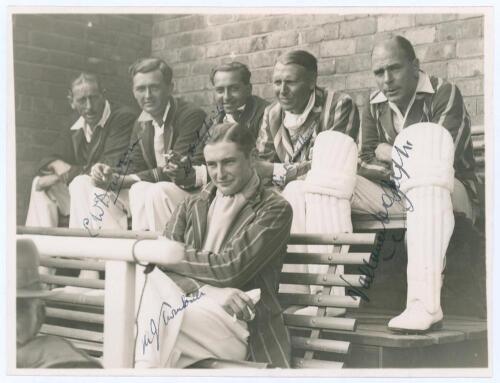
<box><xmin>272</xmin><ymin>163</ymin><xmax>287</xmax><ymax>187</ymax></box>
<box><xmin>193</xmin><ymin>165</ymin><xmax>208</xmax><ymax>187</ymax></box>
<box><xmin>129</xmin><ymin>174</ymin><xmax>141</xmax><ymax>182</ymax></box>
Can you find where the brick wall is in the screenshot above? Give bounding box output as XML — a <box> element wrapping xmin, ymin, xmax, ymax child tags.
<box><xmin>151</xmin><ymin>13</ymin><xmax>484</xmax><ymax>124</ymax></box>
<box><xmin>13</xmin><ymin>14</ymin><xmax>152</xmax><ymax>223</ymax></box>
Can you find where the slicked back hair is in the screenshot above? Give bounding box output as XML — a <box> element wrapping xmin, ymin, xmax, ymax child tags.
<box><xmin>129</xmin><ymin>57</ymin><xmax>173</xmax><ymax>85</ymax></box>
<box><xmin>68</xmin><ymin>72</ymin><xmax>103</xmax><ymax>97</ymax></box>
<box><xmin>204</xmin><ymin>122</ymin><xmax>254</xmax><ymax>157</ymax></box>
<box><xmin>277</xmin><ymin>50</ymin><xmax>318</xmax><ymax>77</ymax></box>
<box><xmin>209</xmin><ymin>62</ymin><xmax>252</xmax><ymax>85</ymax></box>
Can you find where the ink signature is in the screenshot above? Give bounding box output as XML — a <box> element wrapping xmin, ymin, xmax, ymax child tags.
<box><xmin>141</xmin><ymin>290</ymin><xmax>205</xmax><ymax>355</ymax></box>
<box><xmin>180</xmin><ymin>104</ymin><xmax>225</xmax><ymax>176</ymax></box>
<box><xmin>82</xmin><ymin>136</ymin><xmax>141</xmax><ymax>237</ymax></box>
<box><xmin>342</xmin><ymin>140</ymin><xmax>413</xmax><ymax>302</ymax></box>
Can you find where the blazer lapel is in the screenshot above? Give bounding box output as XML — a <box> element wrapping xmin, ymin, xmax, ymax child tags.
<box><xmin>378</xmin><ymin>103</ymin><xmax>398</xmax><ymax>143</ymax></box>
<box><xmin>164</xmin><ymin>97</ymin><xmax>176</xmax><ymax>151</ymax></box>
<box><xmin>404</xmin><ymin>97</ymin><xmax>426</xmax><ymax>128</ymax></box>
<box><xmin>191</xmin><ymin>197</ymin><xmax>209</xmax><ymax>249</ymax></box>
<box><xmin>139</xmin><ymin>121</ymin><xmax>156</xmax><ymax>168</ymax></box>
<box><xmin>85</xmin><ymin>128</ymin><xmax>104</xmax><ymax>168</ymax></box>
<box><xmin>239</xmin><ymin>95</ymin><xmax>256</xmax><ymax>126</ymax></box>
<box><xmin>71</xmin><ymin>130</ymin><xmax>85</xmax><ymax>164</ymax></box>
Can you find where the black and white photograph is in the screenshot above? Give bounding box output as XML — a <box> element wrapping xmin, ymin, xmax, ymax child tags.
<box><xmin>8</xmin><ymin>7</ymin><xmax>492</xmax><ymax>376</ymax></box>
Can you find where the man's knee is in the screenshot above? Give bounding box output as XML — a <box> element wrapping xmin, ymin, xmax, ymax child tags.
<box><xmin>282</xmin><ymin>180</ymin><xmax>305</xmax><ymax>200</ymax></box>
<box><xmin>146</xmin><ymin>182</ymin><xmax>180</xmax><ymax>203</ymax></box>
<box><xmin>68</xmin><ymin>174</ymin><xmax>92</xmax><ymax>193</ymax></box>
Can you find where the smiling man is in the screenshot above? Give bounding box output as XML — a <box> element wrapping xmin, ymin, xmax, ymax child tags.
<box><xmin>209</xmin><ymin>62</ymin><xmax>268</xmax><ymax>141</ymax></box>
<box><xmin>256</xmin><ymin>50</ymin><xmax>360</xmax><ymax>188</ymax></box>
<box><xmin>69</xmin><ymin>58</ymin><xmax>206</xmax><ymax>232</ymax></box>
<box><xmin>134</xmin><ymin>122</ymin><xmax>293</xmax><ymax>368</ymax></box>
<box><xmin>25</xmin><ymin>72</ymin><xmax>135</xmax><ymax>228</ymax></box>
<box><xmin>254</xmin><ymin>50</ymin><xmax>360</xmax><ymax>301</ymax></box>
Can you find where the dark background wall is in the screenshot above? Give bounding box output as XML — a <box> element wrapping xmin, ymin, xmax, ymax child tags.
<box><xmin>14</xmin><ymin>13</ymin><xmax>485</xmax><ymax>223</ymax></box>
<box><xmin>13</xmin><ymin>14</ymin><xmax>152</xmax><ymax>223</ymax></box>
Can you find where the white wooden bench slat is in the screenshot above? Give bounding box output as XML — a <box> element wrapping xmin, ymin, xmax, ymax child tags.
<box><xmin>280</xmin><ymin>272</ymin><xmax>366</xmax><ymax>287</ymax></box>
<box><xmin>278</xmin><ymin>293</ymin><xmax>361</xmax><ymax>309</ymax></box>
<box><xmin>45</xmin><ymin>307</ymin><xmax>104</xmax><ymax>324</ymax></box>
<box><xmin>41</xmin><ymin>275</ymin><xmax>105</xmax><ymax>289</ymax></box>
<box><xmin>40</xmin><ymin>324</ymin><xmax>103</xmax><ymax>343</ymax></box>
<box><xmin>285</xmin><ymin>251</ymin><xmax>372</xmax><ymax>265</ymax></box>
<box><xmin>291</xmin><ymin>336</ymin><xmax>351</xmax><ymax>354</ymax></box>
<box><xmin>283</xmin><ymin>314</ymin><xmax>356</xmax><ymax>331</ymax></box>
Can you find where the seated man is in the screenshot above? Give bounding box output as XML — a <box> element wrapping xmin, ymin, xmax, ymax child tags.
<box><xmin>145</xmin><ymin>61</ymin><xmax>270</xmax><ymax>230</ymax></box>
<box><xmin>208</xmin><ymin>61</ymin><xmax>269</xmax><ymax>141</ymax></box>
<box><xmin>69</xmin><ymin>58</ymin><xmax>206</xmax><ymax>233</ymax></box>
<box><xmin>255</xmin><ymin>49</ymin><xmax>360</xmax><ymax>189</ymax></box>
<box><xmin>255</xmin><ymin>50</ymin><xmax>360</xmax><ymax>299</ymax></box>
<box><xmin>288</xmin><ymin>36</ymin><xmax>479</xmax><ymax>333</ymax></box>
<box><xmin>16</xmin><ymin>238</ymin><xmax>102</xmax><ymax>368</ymax></box>
<box><xmin>25</xmin><ymin>73</ymin><xmax>136</xmax><ymax>228</ymax></box>
<box><xmin>134</xmin><ymin>122</ymin><xmax>292</xmax><ymax>368</ymax></box>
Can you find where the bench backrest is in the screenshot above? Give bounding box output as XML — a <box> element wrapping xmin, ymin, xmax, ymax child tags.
<box><xmin>23</xmin><ymin>229</ymin><xmax>376</xmax><ymax>369</ymax></box>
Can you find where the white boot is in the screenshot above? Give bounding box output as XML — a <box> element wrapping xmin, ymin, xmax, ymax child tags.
<box><xmin>388</xmin><ymin>123</ymin><xmax>455</xmax><ymax>333</ymax></box>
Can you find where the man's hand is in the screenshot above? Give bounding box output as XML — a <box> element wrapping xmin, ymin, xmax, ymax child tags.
<box><xmin>36</xmin><ymin>174</ymin><xmax>61</xmax><ymax>191</ymax></box>
<box><xmin>91</xmin><ymin>163</ymin><xmax>114</xmax><ymax>188</ymax></box>
<box><xmin>47</xmin><ymin>159</ymin><xmax>71</xmax><ymax>177</ymax></box>
<box><xmin>201</xmin><ymin>286</ymin><xmax>256</xmax><ymax>321</ymax></box>
<box><xmin>163</xmin><ymin>151</ymin><xmax>196</xmax><ymax>189</ymax></box>
<box><xmin>375</xmin><ymin>143</ymin><xmax>393</xmax><ymax>163</ymax></box>
<box><xmin>255</xmin><ymin>161</ymin><xmax>274</xmax><ymax>180</ymax></box>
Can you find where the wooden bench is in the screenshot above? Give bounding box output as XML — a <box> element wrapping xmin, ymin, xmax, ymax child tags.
<box><xmin>17</xmin><ymin>227</ymin><xmax>376</xmax><ymax>369</ymax></box>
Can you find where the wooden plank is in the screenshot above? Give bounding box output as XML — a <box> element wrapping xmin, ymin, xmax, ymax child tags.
<box><xmin>40</xmin><ymin>275</ymin><xmax>105</xmax><ymax>289</ymax></box>
<box><xmin>471</xmin><ymin>125</ymin><xmax>484</xmax><ymax>135</ymax></box>
<box><xmin>324</xmin><ymin>327</ymin><xmax>435</xmax><ymax>348</ymax></box>
<box><xmin>45</xmin><ymin>307</ymin><xmax>104</xmax><ymax>324</ymax></box>
<box><xmin>284</xmin><ymin>314</ymin><xmax>356</xmax><ymax>331</ymax></box>
<box><xmin>289</xmin><ymin>233</ymin><xmax>376</xmax><ymax>246</ymax></box>
<box><xmin>278</xmin><ymin>293</ymin><xmax>361</xmax><ymax>309</ymax></box>
<box><xmin>44</xmin><ymin>292</ymin><xmax>104</xmax><ymax>307</ymax></box>
<box><xmin>40</xmin><ymin>324</ymin><xmax>103</xmax><ymax>343</ymax></box>
<box><xmin>285</xmin><ymin>252</ymin><xmax>372</xmax><ymax>265</ymax></box>
<box><xmin>280</xmin><ymin>272</ymin><xmax>365</xmax><ymax>287</ymax></box>
<box><xmin>292</xmin><ymin>357</ymin><xmax>343</xmax><ymax>369</ymax></box>
<box><xmin>40</xmin><ymin>256</ymin><xmax>105</xmax><ymax>271</ymax></box>
<box><xmin>291</xmin><ymin>336</ymin><xmax>350</xmax><ymax>354</ymax></box>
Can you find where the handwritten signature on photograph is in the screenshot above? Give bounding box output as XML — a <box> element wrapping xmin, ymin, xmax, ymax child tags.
<box><xmin>82</xmin><ymin>136</ymin><xmax>141</xmax><ymax>237</ymax></box>
<box><xmin>341</xmin><ymin>140</ymin><xmax>414</xmax><ymax>302</ymax></box>
<box><xmin>141</xmin><ymin>290</ymin><xmax>205</xmax><ymax>355</ymax></box>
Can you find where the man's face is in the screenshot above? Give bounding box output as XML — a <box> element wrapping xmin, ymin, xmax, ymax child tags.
<box><xmin>70</xmin><ymin>81</ymin><xmax>106</xmax><ymax>128</ymax></box>
<box><xmin>204</xmin><ymin>141</ymin><xmax>254</xmax><ymax>196</ymax></box>
<box><xmin>213</xmin><ymin>71</ymin><xmax>252</xmax><ymax>115</ymax></box>
<box><xmin>272</xmin><ymin>62</ymin><xmax>315</xmax><ymax>114</ymax></box>
<box><xmin>371</xmin><ymin>41</ymin><xmax>420</xmax><ymax>112</ymax></box>
<box><xmin>132</xmin><ymin>69</ymin><xmax>172</xmax><ymax>120</ymax></box>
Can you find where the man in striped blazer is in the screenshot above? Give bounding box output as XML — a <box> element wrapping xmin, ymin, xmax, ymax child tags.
<box><xmin>254</xmin><ymin>50</ymin><xmax>360</xmax><ymax>300</ymax></box>
<box><xmin>324</xmin><ymin>36</ymin><xmax>479</xmax><ymax>333</ymax></box>
<box><xmin>134</xmin><ymin>122</ymin><xmax>292</xmax><ymax>368</ymax></box>
<box><xmin>255</xmin><ymin>50</ymin><xmax>360</xmax><ymax>189</ymax></box>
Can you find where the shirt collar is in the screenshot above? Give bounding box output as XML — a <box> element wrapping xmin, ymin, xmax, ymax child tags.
<box><xmin>370</xmin><ymin>71</ymin><xmax>434</xmax><ymax>105</ymax></box>
<box><xmin>137</xmin><ymin>102</ymin><xmax>171</xmax><ymax>126</ymax></box>
<box><xmin>70</xmin><ymin>100</ymin><xmax>111</xmax><ymax>132</ymax></box>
